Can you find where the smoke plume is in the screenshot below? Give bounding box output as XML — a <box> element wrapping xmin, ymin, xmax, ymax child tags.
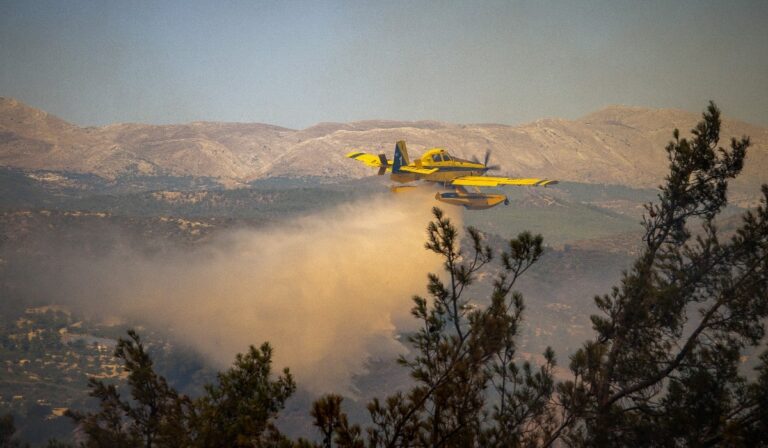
<box><xmin>26</xmin><ymin>191</ymin><xmax>462</xmax><ymax>393</ymax></box>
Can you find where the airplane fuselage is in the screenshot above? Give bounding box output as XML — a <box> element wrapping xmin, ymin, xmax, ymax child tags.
<box><xmin>390</xmin><ymin>148</ymin><xmax>487</xmax><ymax>184</ymax></box>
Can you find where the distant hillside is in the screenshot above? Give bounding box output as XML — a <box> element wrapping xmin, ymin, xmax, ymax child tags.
<box><xmin>1</xmin><ymin>97</ymin><xmax>766</xmax><ymax>204</ymax></box>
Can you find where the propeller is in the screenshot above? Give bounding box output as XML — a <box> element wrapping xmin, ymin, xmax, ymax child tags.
<box><xmin>472</xmin><ymin>149</ymin><xmax>500</xmax><ymax>171</ymax></box>
<box><xmin>473</xmin><ymin>148</ymin><xmax>501</xmax><ymax>171</ymax></box>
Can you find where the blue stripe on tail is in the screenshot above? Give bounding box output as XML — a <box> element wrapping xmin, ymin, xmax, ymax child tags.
<box><xmin>393</xmin><ymin>140</ymin><xmax>408</xmax><ymax>173</ymax></box>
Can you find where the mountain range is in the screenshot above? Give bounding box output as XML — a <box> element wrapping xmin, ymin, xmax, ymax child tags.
<box><xmin>1</xmin><ymin>97</ymin><xmax>765</xmax><ymax>204</ymax></box>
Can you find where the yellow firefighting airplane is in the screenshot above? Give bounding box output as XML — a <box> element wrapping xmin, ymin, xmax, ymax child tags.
<box><xmin>346</xmin><ymin>140</ymin><xmax>558</xmax><ymax>210</ymax></box>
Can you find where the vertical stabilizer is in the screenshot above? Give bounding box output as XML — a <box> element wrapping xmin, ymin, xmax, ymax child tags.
<box><xmin>392</xmin><ymin>140</ymin><xmax>410</xmax><ymax>173</ymax></box>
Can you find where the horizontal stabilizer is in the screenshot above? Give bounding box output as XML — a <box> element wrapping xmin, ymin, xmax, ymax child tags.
<box><xmin>346</xmin><ymin>151</ymin><xmax>386</xmax><ymax>168</ymax></box>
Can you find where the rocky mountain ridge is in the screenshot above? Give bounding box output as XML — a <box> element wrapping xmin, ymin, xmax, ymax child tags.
<box><xmin>1</xmin><ymin>97</ymin><xmax>766</xmax><ymax>203</ymax></box>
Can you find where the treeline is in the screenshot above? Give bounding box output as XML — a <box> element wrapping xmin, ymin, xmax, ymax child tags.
<box><xmin>3</xmin><ymin>103</ymin><xmax>767</xmax><ymax>447</ymax></box>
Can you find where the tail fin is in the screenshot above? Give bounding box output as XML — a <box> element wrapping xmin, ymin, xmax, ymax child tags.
<box><xmin>392</xmin><ymin>140</ymin><xmax>410</xmax><ymax>173</ymax></box>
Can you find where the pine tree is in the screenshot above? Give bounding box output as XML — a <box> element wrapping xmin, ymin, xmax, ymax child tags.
<box><xmin>66</xmin><ymin>330</ymin><xmax>192</xmax><ymax>448</ymax></box>
<box><xmin>67</xmin><ymin>333</ymin><xmax>295</xmax><ymax>448</ymax></box>
<box><xmin>191</xmin><ymin>342</ymin><xmax>296</xmax><ymax>447</ymax></box>
<box><xmin>559</xmin><ymin>102</ymin><xmax>768</xmax><ymax>446</ymax></box>
<box><xmin>363</xmin><ymin>208</ymin><xmax>558</xmax><ymax>447</ymax></box>
<box><xmin>310</xmin><ymin>394</ymin><xmax>363</xmax><ymax>448</ymax></box>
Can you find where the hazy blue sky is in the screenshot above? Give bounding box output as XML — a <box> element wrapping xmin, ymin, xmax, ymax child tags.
<box><xmin>1</xmin><ymin>1</ymin><xmax>766</xmax><ymax>129</ymax></box>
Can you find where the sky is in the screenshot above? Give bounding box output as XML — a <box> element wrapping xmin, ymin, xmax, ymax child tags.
<box><xmin>1</xmin><ymin>0</ymin><xmax>766</xmax><ymax>129</ymax></box>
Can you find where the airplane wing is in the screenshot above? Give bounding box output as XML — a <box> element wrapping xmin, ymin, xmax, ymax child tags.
<box><xmin>450</xmin><ymin>176</ymin><xmax>558</xmax><ymax>187</ymax></box>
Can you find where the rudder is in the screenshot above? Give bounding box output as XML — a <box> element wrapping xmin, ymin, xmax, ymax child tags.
<box><xmin>392</xmin><ymin>140</ymin><xmax>410</xmax><ymax>173</ymax></box>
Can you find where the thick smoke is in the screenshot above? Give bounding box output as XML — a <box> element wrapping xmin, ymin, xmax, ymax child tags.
<box><xmin>29</xmin><ymin>191</ymin><xmax>461</xmax><ymax>393</ymax></box>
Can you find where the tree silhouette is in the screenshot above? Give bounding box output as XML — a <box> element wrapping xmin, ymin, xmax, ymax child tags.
<box><xmin>559</xmin><ymin>102</ymin><xmax>768</xmax><ymax>446</ymax></box>
<box><xmin>192</xmin><ymin>342</ymin><xmax>296</xmax><ymax>447</ymax></box>
<box><xmin>67</xmin><ymin>333</ymin><xmax>294</xmax><ymax>448</ymax></box>
<box><xmin>66</xmin><ymin>330</ymin><xmax>189</xmax><ymax>448</ymax></box>
<box><xmin>363</xmin><ymin>208</ymin><xmax>557</xmax><ymax>447</ymax></box>
<box><xmin>310</xmin><ymin>394</ymin><xmax>363</xmax><ymax>448</ymax></box>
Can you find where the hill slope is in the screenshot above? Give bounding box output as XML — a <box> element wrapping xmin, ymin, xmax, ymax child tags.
<box><xmin>1</xmin><ymin>97</ymin><xmax>765</xmax><ymax>202</ymax></box>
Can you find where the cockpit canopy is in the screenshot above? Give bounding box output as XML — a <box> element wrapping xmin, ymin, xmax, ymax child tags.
<box><xmin>422</xmin><ymin>148</ymin><xmax>454</xmax><ymax>163</ymax></box>
<box><xmin>420</xmin><ymin>148</ymin><xmax>473</xmax><ymax>164</ymax></box>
